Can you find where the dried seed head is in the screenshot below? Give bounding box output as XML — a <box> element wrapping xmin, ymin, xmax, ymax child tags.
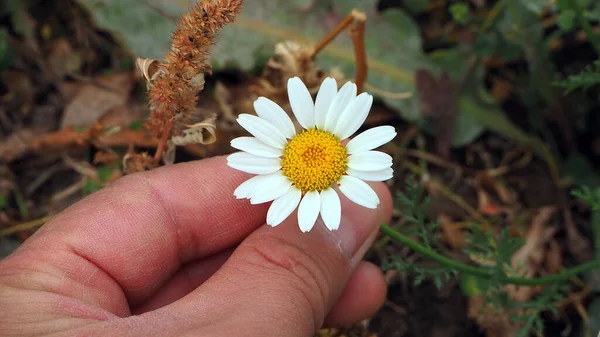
<box><xmin>144</xmin><ymin>0</ymin><xmax>243</xmax><ymax>138</ymax></box>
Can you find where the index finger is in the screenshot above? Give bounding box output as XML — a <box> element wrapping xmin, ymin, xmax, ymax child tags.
<box><xmin>1</xmin><ymin>156</ymin><xmax>267</xmax><ymax>313</ymax></box>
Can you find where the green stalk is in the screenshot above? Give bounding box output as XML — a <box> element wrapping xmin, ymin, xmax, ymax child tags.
<box><xmin>380</xmin><ymin>224</ymin><xmax>600</xmax><ymax>286</ymax></box>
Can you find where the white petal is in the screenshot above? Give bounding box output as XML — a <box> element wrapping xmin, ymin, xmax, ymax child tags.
<box><xmin>334</xmin><ymin>93</ymin><xmax>373</xmax><ymax>140</ymax></box>
<box><xmin>250</xmin><ymin>176</ymin><xmax>292</xmax><ymax>204</ymax></box>
<box><xmin>227</xmin><ymin>152</ymin><xmax>281</xmax><ymax>175</ymax></box>
<box><xmin>244</xmin><ymin>171</ymin><xmax>284</xmax><ymax>199</ymax></box>
<box><xmin>338</xmin><ymin>175</ymin><xmax>379</xmax><ymax>209</ymax></box>
<box><xmin>237</xmin><ymin>114</ymin><xmax>287</xmax><ymax>149</ymax></box>
<box><xmin>297</xmin><ymin>191</ymin><xmax>320</xmax><ymax>232</ymax></box>
<box><xmin>323</xmin><ymin>81</ymin><xmax>356</xmax><ymax>132</ymax></box>
<box><xmin>266</xmin><ymin>187</ymin><xmax>302</xmax><ymax>227</ymax></box>
<box><xmin>347</xmin><ymin>151</ymin><xmax>393</xmax><ymax>171</ymax></box>
<box><xmin>230</xmin><ymin>137</ymin><xmax>283</xmax><ymax>158</ymax></box>
<box><xmin>253</xmin><ymin>97</ymin><xmax>297</xmax><ymax>138</ymax></box>
<box><xmin>320</xmin><ymin>188</ymin><xmax>341</xmax><ymax>231</ymax></box>
<box><xmin>314</xmin><ymin>78</ymin><xmax>337</xmax><ymax>130</ymax></box>
<box><xmin>346</xmin><ymin>126</ymin><xmax>397</xmax><ymax>154</ymax></box>
<box><xmin>287</xmin><ymin>77</ymin><xmax>315</xmax><ymax>129</ymax></box>
<box><xmin>346</xmin><ymin>168</ymin><xmax>394</xmax><ymax>182</ymax></box>
<box><xmin>233</xmin><ymin>175</ymin><xmax>263</xmax><ymax>199</ymax></box>
<box><xmin>234</xmin><ymin>172</ymin><xmax>285</xmax><ymax>199</ymax></box>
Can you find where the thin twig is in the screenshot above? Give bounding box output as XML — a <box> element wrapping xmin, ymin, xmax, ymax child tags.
<box><xmin>310</xmin><ymin>14</ymin><xmax>355</xmax><ymax>58</ymax></box>
<box><xmin>349</xmin><ymin>10</ymin><xmax>367</xmax><ymax>92</ymax></box>
<box><xmin>311</xmin><ymin>10</ymin><xmax>368</xmax><ymax>92</ymax></box>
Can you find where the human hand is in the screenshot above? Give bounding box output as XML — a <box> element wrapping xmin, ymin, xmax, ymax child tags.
<box><xmin>0</xmin><ymin>156</ymin><xmax>391</xmax><ymax>336</ymax></box>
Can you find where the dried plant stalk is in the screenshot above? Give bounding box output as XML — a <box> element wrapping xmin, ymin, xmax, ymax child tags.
<box><xmin>140</xmin><ymin>0</ymin><xmax>243</xmax><ymax>163</ymax></box>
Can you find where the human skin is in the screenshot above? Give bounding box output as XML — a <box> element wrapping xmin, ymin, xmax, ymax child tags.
<box><xmin>0</xmin><ymin>156</ymin><xmax>392</xmax><ymax>336</ymax></box>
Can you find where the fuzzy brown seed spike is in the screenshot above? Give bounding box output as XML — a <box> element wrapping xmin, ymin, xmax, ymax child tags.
<box><xmin>146</xmin><ymin>0</ymin><xmax>243</xmax><ymax>137</ymax></box>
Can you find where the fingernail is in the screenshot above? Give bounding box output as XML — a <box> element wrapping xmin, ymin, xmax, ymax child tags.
<box><xmin>323</xmin><ymin>204</ymin><xmax>386</xmax><ymax>261</ymax></box>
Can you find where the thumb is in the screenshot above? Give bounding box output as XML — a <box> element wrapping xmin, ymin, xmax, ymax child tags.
<box><xmin>153</xmin><ymin>182</ymin><xmax>392</xmax><ymax>336</ymax></box>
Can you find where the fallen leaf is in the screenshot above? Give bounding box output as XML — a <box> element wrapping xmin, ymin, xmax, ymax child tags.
<box><xmin>93</xmin><ymin>151</ymin><xmax>120</xmax><ymax>166</ymax></box>
<box><xmin>468</xmin><ymin>295</ymin><xmax>521</xmax><ymax>337</ymax></box>
<box><xmin>135</xmin><ymin>57</ymin><xmax>160</xmax><ymax>83</ymax></box>
<box><xmin>1</xmin><ymin>70</ymin><xmax>35</xmax><ymax>117</ymax></box>
<box><xmin>438</xmin><ymin>214</ymin><xmax>466</xmax><ymax>249</ymax></box>
<box><xmin>0</xmin><ymin>129</ymin><xmax>39</xmax><ymax>161</ymax></box>
<box><xmin>123</xmin><ymin>151</ymin><xmax>156</xmax><ymax>174</ymax></box>
<box><xmin>0</xmin><ymin>125</ymin><xmax>157</xmax><ymax>162</ymax></box>
<box><xmin>171</xmin><ymin>113</ymin><xmax>217</xmax><ymax>146</ymax></box>
<box><xmin>60</xmin><ymin>72</ymin><xmax>134</xmax><ymax>128</ymax></box>
<box><xmin>47</xmin><ymin>38</ymin><xmax>82</xmax><ymax>80</ymax></box>
<box><xmin>544</xmin><ymin>239</ymin><xmax>562</xmax><ymax>274</ymax></box>
<box><xmin>506</xmin><ymin>206</ymin><xmax>557</xmax><ymax>302</ymax></box>
<box><xmin>98</xmin><ymin>105</ymin><xmax>144</xmax><ymax>128</ymax></box>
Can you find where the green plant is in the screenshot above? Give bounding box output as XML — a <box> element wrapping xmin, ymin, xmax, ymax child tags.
<box><xmin>380</xmin><ymin>177</ymin><xmax>598</xmax><ymax>336</ymax></box>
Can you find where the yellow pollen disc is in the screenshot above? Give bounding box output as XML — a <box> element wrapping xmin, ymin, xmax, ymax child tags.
<box><xmin>281</xmin><ymin>128</ymin><xmax>347</xmax><ymax>194</ymax></box>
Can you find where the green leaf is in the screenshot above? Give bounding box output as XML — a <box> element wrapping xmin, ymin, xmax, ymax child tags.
<box><xmin>473</xmin><ymin>32</ymin><xmax>499</xmax><ymax>58</ymax></box>
<box><xmin>96</xmin><ymin>166</ymin><xmax>112</xmax><ymax>182</ymax></box>
<box><xmin>449</xmin><ymin>3</ymin><xmax>470</xmax><ymax>25</ymax></box>
<box><xmin>581</xmin><ymin>298</ymin><xmax>600</xmax><ymax>337</ymax></box>
<box><xmin>0</xmin><ymin>28</ymin><xmax>15</xmax><ymax>72</ymax></box>
<box><xmin>80</xmin><ymin>0</ymin><xmax>543</xmax><ymax>147</ymax></box>
<box><xmin>557</xmin><ymin>9</ymin><xmax>576</xmax><ymax>31</ymax></box>
<box><xmin>77</xmin><ymin>0</ymin><xmax>176</xmax><ymax>60</ymax></box>
<box><xmin>2</xmin><ymin>0</ymin><xmax>34</xmax><ymax>39</ymax></box>
<box><xmin>460</xmin><ymin>274</ymin><xmax>490</xmax><ymax>296</ymax></box>
<box><xmin>402</xmin><ymin>0</ymin><xmax>429</xmax><ymax>13</ymax></box>
<box><xmin>565</xmin><ymin>153</ymin><xmax>600</xmax><ymax>187</ymax></box>
<box><xmin>520</xmin><ymin>0</ymin><xmax>552</xmax><ymax>14</ymax></box>
<box><xmin>82</xmin><ymin>179</ymin><xmax>102</xmax><ymax>195</ymax></box>
<box><xmin>128</xmin><ymin>120</ymin><xmax>144</xmax><ymax>130</ymax></box>
<box><xmin>0</xmin><ymin>195</ymin><xmax>7</xmax><ymax>210</ymax></box>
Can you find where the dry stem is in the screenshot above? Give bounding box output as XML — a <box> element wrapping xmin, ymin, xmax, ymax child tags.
<box><xmin>310</xmin><ymin>9</ymin><xmax>368</xmax><ymax>92</ymax></box>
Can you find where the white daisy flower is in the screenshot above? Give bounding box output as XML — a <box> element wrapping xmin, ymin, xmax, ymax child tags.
<box><xmin>227</xmin><ymin>77</ymin><xmax>396</xmax><ymax>232</ymax></box>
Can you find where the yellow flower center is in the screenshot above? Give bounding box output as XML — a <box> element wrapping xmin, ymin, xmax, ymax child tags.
<box><xmin>281</xmin><ymin>128</ymin><xmax>347</xmax><ymax>194</ymax></box>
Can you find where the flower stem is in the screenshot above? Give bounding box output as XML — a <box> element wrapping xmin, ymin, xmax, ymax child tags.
<box><xmin>153</xmin><ymin>118</ymin><xmax>173</xmax><ymax>165</ymax></box>
<box><xmin>380</xmin><ymin>224</ymin><xmax>600</xmax><ymax>286</ymax></box>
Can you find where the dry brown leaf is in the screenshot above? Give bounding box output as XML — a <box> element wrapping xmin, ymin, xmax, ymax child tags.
<box><xmin>123</xmin><ymin>151</ymin><xmax>156</xmax><ymax>174</ymax></box>
<box><xmin>60</xmin><ymin>72</ymin><xmax>134</xmax><ymax>128</ymax></box>
<box><xmin>475</xmin><ymin>172</ymin><xmax>516</xmax><ymax>205</ymax></box>
<box><xmin>93</xmin><ymin>151</ymin><xmax>120</xmax><ymax>166</ymax></box>
<box><xmin>468</xmin><ymin>295</ymin><xmax>522</xmax><ymax>337</ymax></box>
<box><xmin>171</xmin><ymin>113</ymin><xmax>217</xmax><ymax>146</ymax></box>
<box><xmin>135</xmin><ymin>58</ymin><xmax>160</xmax><ymax>83</ymax></box>
<box><xmin>251</xmin><ymin>40</ymin><xmax>343</xmax><ymax>103</ymax></box>
<box><xmin>0</xmin><ymin>125</ymin><xmax>156</xmax><ymax>162</ymax></box>
<box><xmin>0</xmin><ymin>129</ymin><xmax>38</xmax><ymax>161</ymax></box>
<box><xmin>214</xmin><ymin>81</ymin><xmax>237</xmax><ymax>123</ymax></box>
<box><xmin>98</xmin><ymin>105</ymin><xmax>144</xmax><ymax>128</ymax></box>
<box><xmin>414</xmin><ymin>69</ymin><xmax>456</xmax><ymax>159</ymax></box>
<box><xmin>1</xmin><ymin>70</ymin><xmax>35</xmax><ymax>117</ymax></box>
<box><xmin>564</xmin><ymin>208</ymin><xmax>593</xmax><ymax>262</ymax></box>
<box><xmin>438</xmin><ymin>214</ymin><xmax>466</xmax><ymax>249</ymax></box>
<box><xmin>62</xmin><ymin>155</ymin><xmax>122</xmax><ymax>185</ymax></box>
<box><xmin>506</xmin><ymin>206</ymin><xmax>557</xmax><ymax>302</ymax></box>
<box><xmin>477</xmin><ymin>189</ymin><xmax>502</xmax><ymax>216</ymax></box>
<box><xmin>545</xmin><ymin>239</ymin><xmax>563</xmax><ymax>274</ymax></box>
<box><xmin>47</xmin><ymin>39</ymin><xmax>81</xmax><ymax>80</ymax></box>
